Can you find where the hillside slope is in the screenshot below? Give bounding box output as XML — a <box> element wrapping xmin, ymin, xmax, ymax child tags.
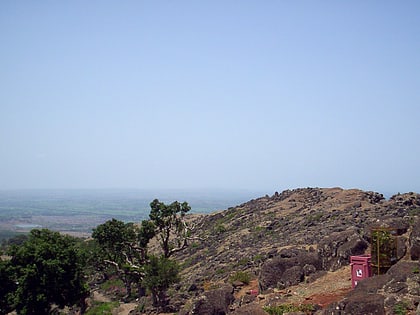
<box><xmin>136</xmin><ymin>187</ymin><xmax>420</xmax><ymax>314</ymax></box>
<box><xmin>177</xmin><ymin>187</ymin><xmax>415</xmax><ymax>278</ymax></box>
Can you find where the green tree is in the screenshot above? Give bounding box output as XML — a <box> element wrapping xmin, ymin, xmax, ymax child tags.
<box><xmin>149</xmin><ymin>199</ymin><xmax>191</xmax><ymax>258</ymax></box>
<box><xmin>92</xmin><ymin>219</ymin><xmax>143</xmax><ymax>299</ymax></box>
<box><xmin>142</xmin><ymin>255</ymin><xmax>180</xmax><ymax>308</ymax></box>
<box><xmin>92</xmin><ymin>219</ymin><xmax>137</xmax><ymax>263</ymax></box>
<box><xmin>8</xmin><ymin>229</ymin><xmax>89</xmax><ymax>315</ymax></box>
<box><xmin>138</xmin><ymin>219</ymin><xmax>156</xmax><ymax>260</ymax></box>
<box><xmin>0</xmin><ymin>258</ymin><xmax>15</xmax><ymax>314</ymax></box>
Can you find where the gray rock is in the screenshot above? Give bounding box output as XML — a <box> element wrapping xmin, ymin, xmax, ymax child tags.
<box><xmin>231</xmin><ymin>303</ymin><xmax>267</xmax><ymax>315</ymax></box>
<box><xmin>187</xmin><ymin>284</ymin><xmax>234</xmax><ymax>315</ymax></box>
<box><xmin>318</xmin><ymin>228</ymin><xmax>368</xmax><ymax>271</ymax></box>
<box><xmin>258</xmin><ymin>248</ymin><xmax>319</xmax><ymax>292</ymax></box>
<box><xmin>410</xmin><ymin>217</ymin><xmax>420</xmax><ymax>260</ymax></box>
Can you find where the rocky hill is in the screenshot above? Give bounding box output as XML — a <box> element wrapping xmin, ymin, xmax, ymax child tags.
<box><xmin>135</xmin><ymin>187</ymin><xmax>420</xmax><ymax>315</ymax></box>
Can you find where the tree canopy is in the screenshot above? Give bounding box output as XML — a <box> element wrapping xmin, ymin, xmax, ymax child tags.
<box><xmin>92</xmin><ymin>219</ymin><xmax>142</xmax><ymax>299</ymax></box>
<box><xmin>6</xmin><ymin>229</ymin><xmax>89</xmax><ymax>315</ymax></box>
<box><xmin>0</xmin><ymin>258</ymin><xmax>16</xmax><ymax>314</ymax></box>
<box><xmin>0</xmin><ymin>199</ymin><xmax>195</xmax><ymax>314</ymax></box>
<box><xmin>149</xmin><ymin>199</ymin><xmax>191</xmax><ymax>258</ymax></box>
<box><xmin>143</xmin><ymin>255</ymin><xmax>180</xmax><ymax>308</ymax></box>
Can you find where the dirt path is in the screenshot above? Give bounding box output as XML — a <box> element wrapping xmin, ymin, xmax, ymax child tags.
<box><xmin>92</xmin><ymin>291</ymin><xmax>137</xmax><ymax>315</ymax></box>
<box><xmin>117</xmin><ymin>302</ymin><xmax>137</xmax><ymax>315</ymax></box>
<box><xmin>92</xmin><ymin>290</ymin><xmax>111</xmax><ymax>303</ymax></box>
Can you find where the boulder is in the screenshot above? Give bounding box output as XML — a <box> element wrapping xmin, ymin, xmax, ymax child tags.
<box><xmin>410</xmin><ymin>217</ymin><xmax>420</xmax><ymax>260</ymax></box>
<box><xmin>182</xmin><ymin>284</ymin><xmax>234</xmax><ymax>315</ymax></box>
<box><xmin>258</xmin><ymin>248</ymin><xmax>320</xmax><ymax>292</ymax></box>
<box><xmin>318</xmin><ymin>228</ymin><xmax>368</xmax><ymax>271</ymax></box>
<box><xmin>322</xmin><ymin>260</ymin><xmax>420</xmax><ymax>315</ymax></box>
<box><xmin>231</xmin><ymin>303</ymin><xmax>268</xmax><ymax>315</ymax></box>
<box><xmin>343</xmin><ymin>292</ymin><xmax>385</xmax><ymax>315</ymax></box>
<box><xmin>277</xmin><ymin>265</ymin><xmax>304</xmax><ymax>289</ymax></box>
<box><xmin>323</xmin><ymin>292</ymin><xmax>385</xmax><ymax>315</ymax></box>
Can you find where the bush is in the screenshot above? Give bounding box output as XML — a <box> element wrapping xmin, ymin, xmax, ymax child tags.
<box><xmin>100</xmin><ymin>278</ymin><xmax>125</xmax><ymax>291</ymax></box>
<box><xmin>263</xmin><ymin>304</ymin><xmax>315</xmax><ymax>315</ymax></box>
<box><xmin>229</xmin><ymin>271</ymin><xmax>251</xmax><ymax>285</ymax></box>
<box><xmin>85</xmin><ymin>301</ymin><xmax>119</xmax><ymax>315</ymax></box>
<box><xmin>143</xmin><ymin>255</ymin><xmax>180</xmax><ymax>307</ymax></box>
<box><xmin>214</xmin><ymin>223</ymin><xmax>227</xmax><ymax>234</ymax></box>
<box><xmin>393</xmin><ymin>301</ymin><xmax>409</xmax><ymax>315</ymax></box>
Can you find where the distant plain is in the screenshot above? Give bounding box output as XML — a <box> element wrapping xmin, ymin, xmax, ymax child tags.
<box><xmin>0</xmin><ymin>189</ymin><xmax>263</xmax><ymax>240</ymax></box>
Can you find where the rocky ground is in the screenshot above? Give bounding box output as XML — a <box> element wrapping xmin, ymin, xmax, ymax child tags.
<box><xmin>118</xmin><ymin>187</ymin><xmax>420</xmax><ymax>314</ymax></box>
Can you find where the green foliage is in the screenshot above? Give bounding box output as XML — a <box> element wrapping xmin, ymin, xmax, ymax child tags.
<box><xmin>75</xmin><ymin>238</ymin><xmax>105</xmax><ymax>276</ymax></box>
<box><xmin>393</xmin><ymin>301</ymin><xmax>409</xmax><ymax>315</ymax></box>
<box><xmin>91</xmin><ymin>199</ymin><xmax>192</xmax><ymax>308</ymax></box>
<box><xmin>217</xmin><ymin>211</ymin><xmax>235</xmax><ymax>224</ymax></box>
<box><xmin>149</xmin><ymin>199</ymin><xmax>191</xmax><ymax>258</ymax></box>
<box><xmin>215</xmin><ymin>267</ymin><xmax>227</xmax><ymax>275</ymax></box>
<box><xmin>92</xmin><ymin>219</ymin><xmax>137</xmax><ymax>264</ymax></box>
<box><xmin>190</xmin><ymin>241</ymin><xmax>200</xmax><ymax>248</ymax></box>
<box><xmin>85</xmin><ymin>301</ymin><xmax>119</xmax><ymax>315</ymax></box>
<box><xmin>7</xmin><ymin>229</ymin><xmax>89</xmax><ymax>315</ymax></box>
<box><xmin>138</xmin><ymin>220</ymin><xmax>156</xmax><ymax>249</ymax></box>
<box><xmin>306</xmin><ymin>212</ymin><xmax>323</xmax><ymax>224</ymax></box>
<box><xmin>229</xmin><ymin>271</ymin><xmax>251</xmax><ymax>285</ymax></box>
<box><xmin>213</xmin><ymin>212</ymin><xmax>236</xmax><ymax>235</ymax></box>
<box><xmin>0</xmin><ymin>259</ymin><xmax>16</xmax><ymax>314</ymax></box>
<box><xmin>0</xmin><ymin>232</ymin><xmax>28</xmax><ymax>250</ymax></box>
<box><xmin>100</xmin><ymin>278</ymin><xmax>125</xmax><ymax>291</ymax></box>
<box><xmin>263</xmin><ymin>303</ymin><xmax>315</xmax><ymax>315</ymax></box>
<box><xmin>143</xmin><ymin>255</ymin><xmax>180</xmax><ymax>307</ymax></box>
<box><xmin>214</xmin><ymin>222</ymin><xmax>227</xmax><ymax>234</ymax></box>
<box><xmin>371</xmin><ymin>228</ymin><xmax>397</xmax><ymax>274</ymax></box>
<box><xmin>92</xmin><ymin>219</ymin><xmax>143</xmax><ymax>299</ymax></box>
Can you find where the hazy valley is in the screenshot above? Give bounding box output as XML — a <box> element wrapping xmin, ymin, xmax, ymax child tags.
<box><xmin>0</xmin><ymin>189</ymin><xmax>262</xmax><ymax>239</ymax></box>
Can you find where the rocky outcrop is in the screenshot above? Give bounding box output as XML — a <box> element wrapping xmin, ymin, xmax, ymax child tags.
<box><xmin>336</xmin><ymin>293</ymin><xmax>385</xmax><ymax>315</ymax></box>
<box><xmin>318</xmin><ymin>227</ymin><xmax>368</xmax><ymax>271</ymax></box>
<box><xmin>170</xmin><ymin>188</ymin><xmax>420</xmax><ymax>314</ymax></box>
<box><xmin>324</xmin><ymin>260</ymin><xmax>420</xmax><ymax>314</ymax></box>
<box><xmin>258</xmin><ymin>248</ymin><xmax>320</xmax><ymax>291</ymax></box>
<box><xmin>410</xmin><ymin>217</ymin><xmax>420</xmax><ymax>260</ymax></box>
<box><xmin>179</xmin><ymin>284</ymin><xmax>234</xmax><ymax>315</ymax></box>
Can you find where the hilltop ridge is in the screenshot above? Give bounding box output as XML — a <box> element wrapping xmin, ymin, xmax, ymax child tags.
<box><xmin>144</xmin><ymin>187</ymin><xmax>420</xmax><ymax>314</ymax></box>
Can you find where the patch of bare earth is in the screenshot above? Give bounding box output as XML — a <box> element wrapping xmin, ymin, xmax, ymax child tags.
<box><xmin>117</xmin><ymin>303</ymin><xmax>137</xmax><ymax>315</ymax></box>
<box><xmin>269</xmin><ymin>265</ymin><xmax>352</xmax><ymax>308</ymax></box>
<box><xmin>234</xmin><ymin>266</ymin><xmax>352</xmax><ymax>310</ymax></box>
<box><xmin>92</xmin><ymin>290</ymin><xmax>111</xmax><ymax>303</ymax></box>
<box><xmin>92</xmin><ymin>291</ymin><xmax>137</xmax><ymax>315</ymax></box>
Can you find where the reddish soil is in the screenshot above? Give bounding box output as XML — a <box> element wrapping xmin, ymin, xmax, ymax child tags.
<box><xmin>235</xmin><ymin>266</ymin><xmax>353</xmax><ymax>310</ymax></box>
<box><xmin>277</xmin><ymin>265</ymin><xmax>352</xmax><ymax>308</ymax></box>
<box><xmin>303</xmin><ymin>287</ymin><xmax>352</xmax><ymax>308</ymax></box>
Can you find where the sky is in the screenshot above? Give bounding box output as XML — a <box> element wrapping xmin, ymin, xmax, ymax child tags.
<box><xmin>0</xmin><ymin>1</ymin><xmax>419</xmax><ymax>195</ymax></box>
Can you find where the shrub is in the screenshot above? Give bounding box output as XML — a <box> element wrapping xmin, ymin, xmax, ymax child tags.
<box><xmin>85</xmin><ymin>301</ymin><xmax>119</xmax><ymax>315</ymax></box>
<box><xmin>142</xmin><ymin>255</ymin><xmax>180</xmax><ymax>307</ymax></box>
<box><xmin>100</xmin><ymin>278</ymin><xmax>124</xmax><ymax>291</ymax></box>
<box><xmin>263</xmin><ymin>304</ymin><xmax>315</xmax><ymax>315</ymax></box>
<box><xmin>214</xmin><ymin>223</ymin><xmax>227</xmax><ymax>234</ymax></box>
<box><xmin>393</xmin><ymin>301</ymin><xmax>409</xmax><ymax>315</ymax></box>
<box><xmin>229</xmin><ymin>271</ymin><xmax>251</xmax><ymax>285</ymax></box>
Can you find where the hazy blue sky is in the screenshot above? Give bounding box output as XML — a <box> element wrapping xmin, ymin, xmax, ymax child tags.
<box><xmin>1</xmin><ymin>1</ymin><xmax>419</xmax><ymax>194</ymax></box>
